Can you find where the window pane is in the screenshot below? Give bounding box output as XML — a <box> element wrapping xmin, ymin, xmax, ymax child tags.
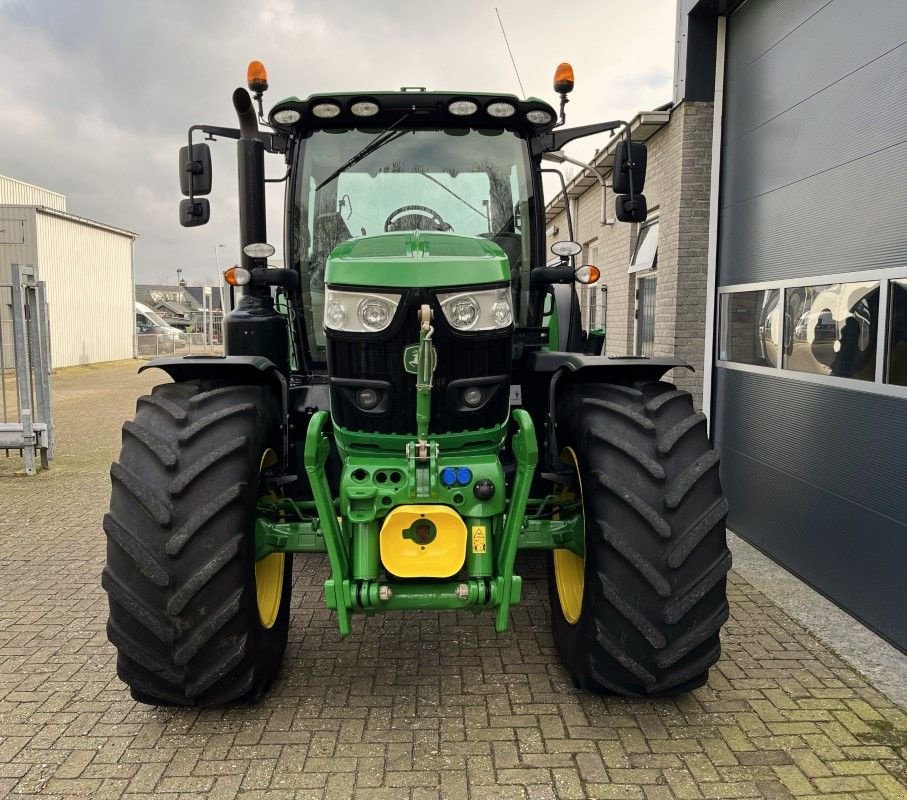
<box><xmin>719</xmin><ymin>289</ymin><xmax>780</xmax><ymax>367</ymax></box>
<box><xmin>783</xmin><ymin>282</ymin><xmax>879</xmax><ymax>380</ymax></box>
<box><xmin>886</xmin><ymin>279</ymin><xmax>907</xmax><ymax>386</ymax></box>
<box><xmin>629</xmin><ymin>220</ymin><xmax>658</xmax><ymax>273</ymax></box>
<box><xmin>636</xmin><ymin>275</ymin><xmax>656</xmax><ymax>356</ymax></box>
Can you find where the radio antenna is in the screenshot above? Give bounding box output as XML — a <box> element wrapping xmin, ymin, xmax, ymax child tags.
<box><xmin>495</xmin><ymin>8</ymin><xmax>526</xmax><ymax>99</ymax></box>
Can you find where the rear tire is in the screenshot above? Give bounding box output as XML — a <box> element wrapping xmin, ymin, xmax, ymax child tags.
<box><xmin>548</xmin><ymin>380</ymin><xmax>730</xmax><ymax>696</ymax></box>
<box><xmin>103</xmin><ymin>380</ymin><xmax>293</xmax><ymax>706</ymax></box>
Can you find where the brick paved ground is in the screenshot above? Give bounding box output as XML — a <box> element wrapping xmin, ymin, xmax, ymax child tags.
<box><xmin>1</xmin><ymin>361</ymin><xmax>905</xmax><ymax>800</ymax></box>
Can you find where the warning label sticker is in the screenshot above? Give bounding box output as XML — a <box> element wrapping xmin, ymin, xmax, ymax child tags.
<box><xmin>472</xmin><ymin>525</ymin><xmax>487</xmax><ymax>554</ymax></box>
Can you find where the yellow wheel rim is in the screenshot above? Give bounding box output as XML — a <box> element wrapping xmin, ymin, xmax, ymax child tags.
<box><xmin>255</xmin><ymin>552</ymin><xmax>285</xmax><ymax>629</ymax></box>
<box><xmin>553</xmin><ymin>446</ymin><xmax>585</xmax><ymax>625</ymax></box>
<box><xmin>256</xmin><ymin>449</ymin><xmax>285</xmax><ymax>629</ymax></box>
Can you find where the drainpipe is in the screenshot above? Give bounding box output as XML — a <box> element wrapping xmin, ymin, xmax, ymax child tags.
<box><xmin>541</xmin><ymin>150</ymin><xmax>612</xmax><ymax>226</ymax></box>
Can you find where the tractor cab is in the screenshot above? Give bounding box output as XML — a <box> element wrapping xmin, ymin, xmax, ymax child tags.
<box><xmin>272</xmin><ymin>92</ymin><xmax>545</xmax><ymax>364</ymax></box>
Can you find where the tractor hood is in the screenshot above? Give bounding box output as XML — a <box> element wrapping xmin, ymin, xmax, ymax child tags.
<box><xmin>324</xmin><ymin>232</ymin><xmax>510</xmax><ymax>289</ymax></box>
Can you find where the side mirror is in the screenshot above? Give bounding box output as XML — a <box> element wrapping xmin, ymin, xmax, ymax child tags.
<box><xmin>612</xmin><ymin>140</ymin><xmax>647</xmax><ymax>194</ymax></box>
<box><xmin>179</xmin><ymin>143</ymin><xmax>212</xmax><ymax>196</ymax></box>
<box><xmin>615</xmin><ymin>194</ymin><xmax>648</xmax><ymax>223</ymax></box>
<box><xmin>179</xmin><ymin>198</ymin><xmax>210</xmax><ymax>227</ymax></box>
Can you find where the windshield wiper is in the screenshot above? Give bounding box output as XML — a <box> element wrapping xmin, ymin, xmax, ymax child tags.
<box><xmin>316</xmin><ymin>113</ymin><xmax>412</xmax><ymax>191</ymax></box>
<box><xmin>416</xmin><ymin>170</ymin><xmax>489</xmax><ymax>227</ymax></box>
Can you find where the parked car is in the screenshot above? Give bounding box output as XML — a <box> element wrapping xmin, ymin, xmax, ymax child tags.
<box><xmin>135</xmin><ymin>302</ymin><xmax>186</xmax><ymax>339</ymax></box>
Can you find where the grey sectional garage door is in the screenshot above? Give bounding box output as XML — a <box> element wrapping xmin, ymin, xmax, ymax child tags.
<box><xmin>714</xmin><ymin>0</ymin><xmax>907</xmax><ymax>650</ymax></box>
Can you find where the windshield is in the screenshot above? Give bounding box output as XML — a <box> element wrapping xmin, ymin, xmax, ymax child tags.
<box><xmin>294</xmin><ymin>127</ymin><xmax>533</xmax><ymax>363</ymax></box>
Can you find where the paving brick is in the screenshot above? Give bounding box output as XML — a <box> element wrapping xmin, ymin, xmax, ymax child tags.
<box><xmin>1</xmin><ymin>360</ymin><xmax>906</xmax><ymax>800</ymax></box>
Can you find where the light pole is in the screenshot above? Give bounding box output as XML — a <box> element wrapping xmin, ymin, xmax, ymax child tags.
<box><xmin>214</xmin><ymin>244</ymin><xmax>227</xmax><ymax>346</ymax></box>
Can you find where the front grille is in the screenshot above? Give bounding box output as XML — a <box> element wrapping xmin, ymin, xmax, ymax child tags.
<box><xmin>327</xmin><ymin>289</ymin><xmax>511</xmax><ymax>435</ymax></box>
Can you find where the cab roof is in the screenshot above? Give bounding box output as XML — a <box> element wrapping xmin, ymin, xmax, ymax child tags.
<box><xmin>268</xmin><ymin>91</ymin><xmax>557</xmax><ymax>135</ymax></box>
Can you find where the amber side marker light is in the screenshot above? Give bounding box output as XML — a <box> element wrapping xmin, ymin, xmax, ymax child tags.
<box><xmin>575</xmin><ymin>265</ymin><xmax>600</xmax><ymax>285</ymax></box>
<box><xmin>224</xmin><ymin>266</ymin><xmax>251</xmax><ymax>286</ymax></box>
<box><xmin>554</xmin><ymin>62</ymin><xmax>575</xmax><ymax>94</ymax></box>
<box><xmin>247</xmin><ymin>60</ymin><xmax>269</xmax><ymax>94</ymax></box>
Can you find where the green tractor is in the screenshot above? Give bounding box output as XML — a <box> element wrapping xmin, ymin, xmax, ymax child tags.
<box><xmin>104</xmin><ymin>61</ymin><xmax>730</xmax><ymax>706</ymax></box>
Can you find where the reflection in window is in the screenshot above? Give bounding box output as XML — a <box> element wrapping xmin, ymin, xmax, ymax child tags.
<box><xmin>783</xmin><ymin>282</ymin><xmax>879</xmax><ymax>380</ymax></box>
<box><xmin>719</xmin><ymin>289</ymin><xmax>780</xmax><ymax>367</ymax></box>
<box><xmin>886</xmin><ymin>280</ymin><xmax>907</xmax><ymax>386</ymax></box>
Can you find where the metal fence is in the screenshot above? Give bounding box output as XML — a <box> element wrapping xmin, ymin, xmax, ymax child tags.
<box><xmin>1</xmin><ymin>264</ymin><xmax>54</xmax><ymax>475</ymax></box>
<box><xmin>136</xmin><ymin>332</ymin><xmax>223</xmax><ymax>359</ymax></box>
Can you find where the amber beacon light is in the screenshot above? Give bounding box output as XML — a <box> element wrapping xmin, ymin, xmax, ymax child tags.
<box><xmin>553</xmin><ymin>62</ymin><xmax>575</xmax><ymax>94</ymax></box>
<box><xmin>247</xmin><ymin>60</ymin><xmax>269</xmax><ymax>94</ymax></box>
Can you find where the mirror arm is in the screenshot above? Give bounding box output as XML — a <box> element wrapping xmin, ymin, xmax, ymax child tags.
<box><xmin>191</xmin><ymin>124</ymin><xmax>241</xmax><ymax>141</ymax></box>
<box><xmin>531</xmin><ymin>120</ymin><xmax>626</xmax><ymax>155</ymax></box>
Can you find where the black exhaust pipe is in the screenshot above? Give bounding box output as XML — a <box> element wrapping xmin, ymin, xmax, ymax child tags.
<box><xmin>232</xmin><ymin>87</ymin><xmax>259</xmax><ymax>138</ymax></box>
<box><xmin>224</xmin><ymin>87</ymin><xmax>288</xmax><ymax>373</ymax></box>
<box><xmin>231</xmin><ymin>88</ymin><xmax>266</xmax><ymax>276</ymax></box>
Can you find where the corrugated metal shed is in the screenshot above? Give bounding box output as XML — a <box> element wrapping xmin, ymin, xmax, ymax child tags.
<box><xmin>0</xmin><ymin>174</ymin><xmax>66</xmax><ymax>211</ymax></box>
<box><xmin>0</xmin><ymin>176</ymin><xmax>137</xmax><ymax>369</ymax></box>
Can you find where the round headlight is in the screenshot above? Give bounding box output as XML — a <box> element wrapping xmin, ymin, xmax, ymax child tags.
<box><xmin>312</xmin><ymin>102</ymin><xmax>341</xmax><ymax>118</ymax></box>
<box><xmin>448</xmin><ymin>99</ymin><xmax>478</xmax><ymax>116</ymax></box>
<box><xmin>492</xmin><ymin>300</ymin><xmax>513</xmax><ymax>327</ymax></box>
<box><xmin>463</xmin><ymin>387</ymin><xmax>484</xmax><ymax>407</ymax></box>
<box><xmin>525</xmin><ymin>109</ymin><xmax>554</xmax><ymax>125</ymax></box>
<box><xmin>486</xmin><ymin>101</ymin><xmax>516</xmax><ymax>118</ymax></box>
<box><xmin>447</xmin><ymin>297</ymin><xmax>480</xmax><ymax>329</ymax></box>
<box><xmin>350</xmin><ymin>101</ymin><xmax>379</xmax><ymax>117</ymax></box>
<box><xmin>273</xmin><ymin>108</ymin><xmax>301</xmax><ymax>125</ymax></box>
<box><xmin>356</xmin><ymin>388</ymin><xmax>379</xmax><ymax>409</ymax></box>
<box><xmin>325</xmin><ymin>300</ymin><xmax>346</xmax><ymax>328</ymax></box>
<box><xmin>358</xmin><ymin>297</ymin><xmax>392</xmax><ymax>330</ymax></box>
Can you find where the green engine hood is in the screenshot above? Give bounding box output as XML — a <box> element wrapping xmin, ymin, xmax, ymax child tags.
<box><xmin>325</xmin><ymin>231</ymin><xmax>509</xmax><ymax>289</ymax></box>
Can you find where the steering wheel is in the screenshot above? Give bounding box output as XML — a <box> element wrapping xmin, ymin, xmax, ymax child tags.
<box><xmin>384</xmin><ymin>205</ymin><xmax>453</xmax><ymax>232</ymax></box>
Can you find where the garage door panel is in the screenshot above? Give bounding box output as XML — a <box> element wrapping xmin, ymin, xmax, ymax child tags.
<box><xmin>715</xmin><ymin>369</ymin><xmax>907</xmax><ymax>525</ymax></box>
<box><xmin>719</xmin><ymin>140</ymin><xmax>907</xmax><ymax>284</ymax></box>
<box><xmin>719</xmin><ymin>435</ymin><xmax>907</xmax><ymax>651</ymax></box>
<box><xmin>725</xmin><ymin>0</ymin><xmax>907</xmax><ymax>144</ymax></box>
<box><xmin>725</xmin><ymin>0</ymin><xmax>831</xmax><ymax>78</ymax></box>
<box><xmin>722</xmin><ymin>44</ymin><xmax>907</xmax><ymax>210</ymax></box>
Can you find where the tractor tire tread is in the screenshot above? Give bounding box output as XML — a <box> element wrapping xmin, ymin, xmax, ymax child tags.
<box><xmin>105</xmin><ymin>381</ymin><xmax>291</xmax><ymax>707</ymax></box>
<box><xmin>548</xmin><ymin>380</ymin><xmax>731</xmax><ymax>696</ymax></box>
<box><xmin>122</xmin><ymin>420</ymin><xmax>177</xmax><ymax>468</ymax></box>
<box><xmin>103</xmin><ymin>513</ymin><xmax>170</xmax><ymax>587</ymax></box>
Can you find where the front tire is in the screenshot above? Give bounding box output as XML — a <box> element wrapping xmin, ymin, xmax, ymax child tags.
<box><xmin>103</xmin><ymin>381</ymin><xmax>293</xmax><ymax>706</ymax></box>
<box><xmin>548</xmin><ymin>380</ymin><xmax>731</xmax><ymax>696</ymax></box>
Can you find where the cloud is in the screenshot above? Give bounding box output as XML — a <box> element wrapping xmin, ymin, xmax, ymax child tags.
<box><xmin>1</xmin><ymin>0</ymin><xmax>676</xmax><ymax>283</ymax></box>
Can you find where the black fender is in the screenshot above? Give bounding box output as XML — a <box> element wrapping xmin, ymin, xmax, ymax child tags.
<box><xmin>139</xmin><ymin>355</ymin><xmax>290</xmax><ymax>469</ymax></box>
<box><xmin>522</xmin><ymin>351</ymin><xmax>693</xmax><ymax>477</ymax></box>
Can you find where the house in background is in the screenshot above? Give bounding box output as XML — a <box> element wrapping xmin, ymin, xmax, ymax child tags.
<box><xmin>135</xmin><ymin>283</ymin><xmax>223</xmax><ymax>336</ymax></box>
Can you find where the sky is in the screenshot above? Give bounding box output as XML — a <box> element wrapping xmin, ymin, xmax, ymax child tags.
<box><xmin>0</xmin><ymin>0</ymin><xmax>677</xmax><ymax>284</ymax></box>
